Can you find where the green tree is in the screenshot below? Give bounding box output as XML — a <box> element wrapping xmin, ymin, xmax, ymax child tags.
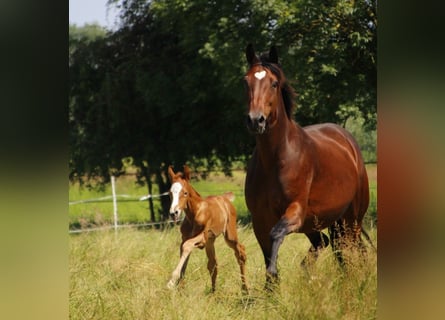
<box><xmin>276</xmin><ymin>0</ymin><xmax>377</xmax><ymax>129</ymax></box>
<box><xmin>192</xmin><ymin>0</ymin><xmax>376</xmax><ymax>128</ymax></box>
<box><xmin>69</xmin><ymin>24</ymin><xmax>111</xmax><ymax>181</ymax></box>
<box><xmin>70</xmin><ymin>0</ymin><xmax>376</xmax><ymax>221</ymax></box>
<box><xmin>69</xmin><ymin>5</ymin><xmax>253</xmax><ymax>221</ymax></box>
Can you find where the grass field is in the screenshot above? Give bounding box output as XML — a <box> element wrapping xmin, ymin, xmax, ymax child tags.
<box><xmin>70</xmin><ymin>227</ymin><xmax>376</xmax><ymax>319</ymax></box>
<box><xmin>69</xmin><ymin>165</ymin><xmax>377</xmax><ymax>319</ymax></box>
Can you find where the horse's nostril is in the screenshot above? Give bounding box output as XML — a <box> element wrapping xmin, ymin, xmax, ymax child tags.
<box><xmin>246</xmin><ymin>114</ymin><xmax>267</xmax><ymax>133</ymax></box>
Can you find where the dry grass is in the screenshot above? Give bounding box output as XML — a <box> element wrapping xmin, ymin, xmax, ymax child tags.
<box><xmin>70</xmin><ymin>226</ymin><xmax>376</xmax><ymax>319</ymax></box>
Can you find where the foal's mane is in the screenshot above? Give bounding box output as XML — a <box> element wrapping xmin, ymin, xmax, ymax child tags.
<box><xmin>258</xmin><ymin>54</ymin><xmax>296</xmax><ymax>120</ymax></box>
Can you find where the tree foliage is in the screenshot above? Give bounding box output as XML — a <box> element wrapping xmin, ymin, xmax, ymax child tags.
<box><xmin>285</xmin><ymin>0</ymin><xmax>377</xmax><ymax>128</ymax></box>
<box><xmin>69</xmin><ymin>0</ymin><xmax>376</xmax><ymax>220</ymax></box>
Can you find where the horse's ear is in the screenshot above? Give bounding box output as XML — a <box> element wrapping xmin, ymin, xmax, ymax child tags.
<box><xmin>246</xmin><ymin>43</ymin><xmax>259</xmax><ymax>66</ymax></box>
<box><xmin>183</xmin><ymin>165</ymin><xmax>191</xmax><ymax>181</ymax></box>
<box><xmin>269</xmin><ymin>46</ymin><xmax>278</xmax><ymax>64</ymax></box>
<box><xmin>167</xmin><ymin>165</ymin><xmax>175</xmax><ymax>182</ymax></box>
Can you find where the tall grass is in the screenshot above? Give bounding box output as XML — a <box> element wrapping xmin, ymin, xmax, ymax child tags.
<box><xmin>70</xmin><ymin>227</ymin><xmax>376</xmax><ymax>319</ymax></box>
<box><xmin>70</xmin><ymin>165</ymin><xmax>377</xmax><ymax>318</ymax></box>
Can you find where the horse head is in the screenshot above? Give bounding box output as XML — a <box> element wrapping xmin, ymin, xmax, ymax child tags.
<box><xmin>244</xmin><ymin>44</ymin><xmax>295</xmax><ymax>135</ymax></box>
<box><xmin>167</xmin><ymin>165</ymin><xmax>192</xmax><ymax>222</ymax></box>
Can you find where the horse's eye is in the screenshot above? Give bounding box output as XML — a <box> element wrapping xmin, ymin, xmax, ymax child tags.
<box><xmin>184</xmin><ymin>191</ymin><xmax>188</xmax><ymax>196</ymax></box>
<box><xmin>272</xmin><ymin>81</ymin><xmax>279</xmax><ymax>89</ymax></box>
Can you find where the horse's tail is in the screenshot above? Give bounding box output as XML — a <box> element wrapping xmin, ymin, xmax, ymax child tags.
<box><xmin>361</xmin><ymin>227</ymin><xmax>377</xmax><ymax>252</ymax></box>
<box><xmin>222</xmin><ymin>192</ymin><xmax>235</xmax><ymax>202</ymax></box>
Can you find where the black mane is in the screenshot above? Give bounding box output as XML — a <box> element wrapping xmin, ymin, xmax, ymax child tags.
<box><xmin>259</xmin><ymin>56</ymin><xmax>295</xmax><ymax>120</ymax></box>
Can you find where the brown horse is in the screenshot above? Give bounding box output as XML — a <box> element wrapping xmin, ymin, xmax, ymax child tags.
<box><xmin>243</xmin><ymin>44</ymin><xmax>370</xmax><ymax>286</ymax></box>
<box><xmin>167</xmin><ymin>165</ymin><xmax>248</xmax><ymax>293</ymax></box>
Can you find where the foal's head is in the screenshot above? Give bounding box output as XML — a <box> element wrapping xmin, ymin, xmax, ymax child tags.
<box><xmin>167</xmin><ymin>165</ymin><xmax>194</xmax><ymax>221</ymax></box>
<box><xmin>244</xmin><ymin>44</ymin><xmax>295</xmax><ymax>134</ymax></box>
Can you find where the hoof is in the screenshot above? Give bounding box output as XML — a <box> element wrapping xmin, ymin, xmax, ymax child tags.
<box><xmin>241</xmin><ymin>284</ymin><xmax>249</xmax><ymax>294</ymax></box>
<box><xmin>265</xmin><ymin>272</ymin><xmax>279</xmax><ymax>291</ymax></box>
<box><xmin>167</xmin><ymin>279</ymin><xmax>177</xmax><ymax>290</ymax></box>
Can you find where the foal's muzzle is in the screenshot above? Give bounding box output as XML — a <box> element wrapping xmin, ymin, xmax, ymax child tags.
<box><xmin>246</xmin><ymin>114</ymin><xmax>267</xmax><ymax>134</ymax></box>
<box><xmin>169</xmin><ymin>208</ymin><xmax>180</xmax><ymax>222</ymax></box>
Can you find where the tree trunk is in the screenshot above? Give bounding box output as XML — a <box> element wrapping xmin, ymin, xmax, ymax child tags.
<box><xmin>140</xmin><ymin>164</ymin><xmax>156</xmax><ymax>222</ymax></box>
<box><xmin>155</xmin><ymin>168</ymin><xmax>170</xmax><ymax>221</ymax></box>
<box><xmin>146</xmin><ymin>176</ymin><xmax>156</xmax><ymax>222</ymax></box>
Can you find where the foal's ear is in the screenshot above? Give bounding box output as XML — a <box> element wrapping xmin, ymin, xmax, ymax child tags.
<box><xmin>167</xmin><ymin>165</ymin><xmax>175</xmax><ymax>182</ymax></box>
<box><xmin>183</xmin><ymin>165</ymin><xmax>191</xmax><ymax>181</ymax></box>
<box><xmin>246</xmin><ymin>43</ymin><xmax>260</xmax><ymax>66</ymax></box>
<box><xmin>269</xmin><ymin>46</ymin><xmax>278</xmax><ymax>64</ymax></box>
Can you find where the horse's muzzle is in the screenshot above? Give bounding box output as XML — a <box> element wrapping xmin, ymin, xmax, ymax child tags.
<box><xmin>246</xmin><ymin>114</ymin><xmax>267</xmax><ymax>134</ymax></box>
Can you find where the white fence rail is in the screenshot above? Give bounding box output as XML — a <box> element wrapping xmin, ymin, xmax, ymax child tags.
<box><xmin>69</xmin><ymin>176</ymin><xmax>170</xmax><ymax>234</ymax></box>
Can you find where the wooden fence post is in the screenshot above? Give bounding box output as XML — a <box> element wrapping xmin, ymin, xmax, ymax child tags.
<box><xmin>111</xmin><ymin>176</ymin><xmax>118</xmax><ymax>233</ymax></box>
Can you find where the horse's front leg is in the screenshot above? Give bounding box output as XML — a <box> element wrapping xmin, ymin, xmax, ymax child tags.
<box><xmin>167</xmin><ymin>232</ymin><xmax>205</xmax><ymax>289</ymax></box>
<box><xmin>179</xmin><ymin>219</ymin><xmax>193</xmax><ymax>280</ymax></box>
<box><xmin>267</xmin><ymin>202</ymin><xmax>304</xmax><ymax>287</ymax></box>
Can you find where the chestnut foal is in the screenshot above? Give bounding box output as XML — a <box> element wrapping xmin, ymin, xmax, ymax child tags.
<box><xmin>167</xmin><ymin>165</ymin><xmax>248</xmax><ymax>293</ymax></box>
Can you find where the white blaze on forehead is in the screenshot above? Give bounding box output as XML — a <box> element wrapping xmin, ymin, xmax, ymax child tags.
<box><xmin>170</xmin><ymin>182</ymin><xmax>182</xmax><ymax>194</ymax></box>
<box><xmin>169</xmin><ymin>182</ymin><xmax>182</xmax><ymax>212</ymax></box>
<box><xmin>254</xmin><ymin>70</ymin><xmax>266</xmax><ymax>80</ymax></box>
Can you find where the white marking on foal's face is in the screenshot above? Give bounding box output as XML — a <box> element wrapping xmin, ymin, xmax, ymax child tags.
<box><xmin>254</xmin><ymin>70</ymin><xmax>266</xmax><ymax>80</ymax></box>
<box><xmin>169</xmin><ymin>182</ymin><xmax>183</xmax><ymax>213</ymax></box>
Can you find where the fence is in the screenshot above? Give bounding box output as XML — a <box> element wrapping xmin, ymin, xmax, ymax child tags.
<box><xmin>69</xmin><ymin>176</ymin><xmax>171</xmax><ymax>234</ymax></box>
<box><xmin>70</xmin><ymin>165</ymin><xmax>377</xmax><ymax>233</ymax></box>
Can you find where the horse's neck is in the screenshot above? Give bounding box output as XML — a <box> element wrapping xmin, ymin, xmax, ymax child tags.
<box><xmin>255</xmin><ymin>110</ymin><xmax>304</xmax><ymax>165</ymax></box>
<box><xmin>184</xmin><ymin>186</ymin><xmax>203</xmax><ymax>219</ymax></box>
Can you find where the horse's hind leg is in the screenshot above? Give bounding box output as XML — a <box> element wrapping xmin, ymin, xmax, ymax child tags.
<box><xmin>205</xmin><ymin>236</ymin><xmax>217</xmax><ymax>292</ymax></box>
<box><xmin>330</xmin><ymin>203</ymin><xmax>367</xmax><ymax>268</ymax></box>
<box><xmin>329</xmin><ymin>220</ymin><xmax>346</xmax><ymax>267</ymax></box>
<box><xmin>224</xmin><ymin>225</ymin><xmax>248</xmax><ymax>292</ymax></box>
<box><xmin>301</xmin><ymin>231</ymin><xmax>329</xmax><ymax>269</ymax></box>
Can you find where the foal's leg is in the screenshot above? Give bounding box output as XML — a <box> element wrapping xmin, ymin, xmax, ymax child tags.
<box><xmin>167</xmin><ymin>232</ymin><xmax>205</xmax><ymax>289</ymax></box>
<box><xmin>205</xmin><ymin>236</ymin><xmax>217</xmax><ymax>292</ymax></box>
<box><xmin>178</xmin><ymin>243</ymin><xmax>190</xmax><ymax>282</ymax></box>
<box><xmin>224</xmin><ymin>223</ymin><xmax>248</xmax><ymax>293</ymax></box>
<box><xmin>179</xmin><ymin>220</ymin><xmax>193</xmax><ymax>282</ymax></box>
